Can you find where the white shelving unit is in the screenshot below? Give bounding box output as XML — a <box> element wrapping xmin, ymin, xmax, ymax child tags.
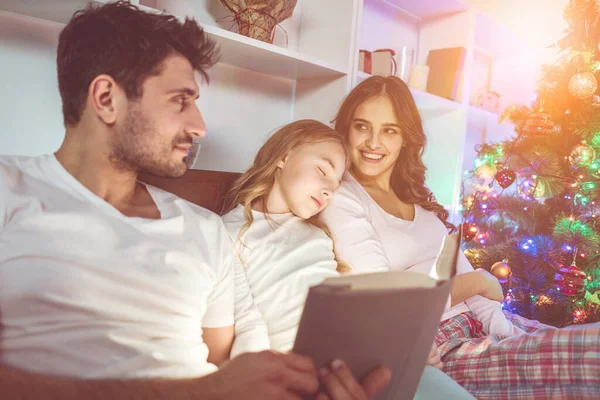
<box><xmin>0</xmin><ymin>0</ymin><xmax>534</xmax><ymax>217</ymax></box>
<box><xmin>0</xmin><ymin>0</ymin><xmax>359</xmax><ymax>173</ymax></box>
<box><xmin>357</xmin><ymin>0</ymin><xmax>535</xmax><ymax>221</ymax></box>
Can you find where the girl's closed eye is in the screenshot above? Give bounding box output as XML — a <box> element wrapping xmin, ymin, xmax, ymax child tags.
<box><xmin>318</xmin><ymin>167</ymin><xmax>326</xmax><ymax>176</ymax></box>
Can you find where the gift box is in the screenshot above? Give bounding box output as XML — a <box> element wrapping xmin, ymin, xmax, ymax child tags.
<box><xmin>359</xmin><ymin>49</ymin><xmax>371</xmax><ymax>74</ymax></box>
<box><xmin>371</xmin><ymin>49</ymin><xmax>396</xmax><ymax>76</ymax></box>
<box><xmin>476</xmin><ymin>91</ymin><xmax>501</xmax><ymax>113</ymax></box>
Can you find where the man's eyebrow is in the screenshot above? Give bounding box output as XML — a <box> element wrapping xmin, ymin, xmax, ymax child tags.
<box><xmin>166</xmin><ymin>87</ymin><xmax>199</xmax><ymax>99</ymax></box>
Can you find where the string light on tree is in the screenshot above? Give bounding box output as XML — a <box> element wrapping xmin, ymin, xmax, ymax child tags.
<box><xmin>462</xmin><ymin>223</ymin><xmax>479</xmax><ymax>242</ymax></box>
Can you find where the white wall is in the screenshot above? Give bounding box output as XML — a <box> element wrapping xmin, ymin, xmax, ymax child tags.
<box><xmin>0</xmin><ymin>12</ymin><xmax>64</xmax><ymax>156</ymax></box>
<box><xmin>360</xmin><ymin>0</ymin><xmax>419</xmax><ymax>58</ymax></box>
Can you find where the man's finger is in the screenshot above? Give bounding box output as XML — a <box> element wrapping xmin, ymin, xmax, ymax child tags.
<box><xmin>361</xmin><ymin>366</ymin><xmax>392</xmax><ymax>397</ymax></box>
<box><xmin>281</xmin><ymin>352</ymin><xmax>317</xmax><ymax>373</ymax></box>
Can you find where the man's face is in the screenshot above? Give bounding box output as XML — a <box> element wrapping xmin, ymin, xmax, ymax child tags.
<box><xmin>109</xmin><ymin>54</ymin><xmax>207</xmax><ymax>178</ymax></box>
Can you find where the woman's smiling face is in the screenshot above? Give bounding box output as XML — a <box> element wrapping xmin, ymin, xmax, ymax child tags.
<box><xmin>347</xmin><ymin>96</ymin><xmax>403</xmax><ymax>180</ymax></box>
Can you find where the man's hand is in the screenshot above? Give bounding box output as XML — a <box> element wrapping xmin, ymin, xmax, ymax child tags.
<box><xmin>315</xmin><ymin>360</ymin><xmax>391</xmax><ymax>400</ymax></box>
<box><xmin>476</xmin><ymin>269</ymin><xmax>504</xmax><ymax>302</ymax></box>
<box><xmin>426</xmin><ymin>343</ymin><xmax>443</xmax><ymax>369</ymax></box>
<box><xmin>208</xmin><ymin>350</ymin><xmax>319</xmax><ymax>399</ymax></box>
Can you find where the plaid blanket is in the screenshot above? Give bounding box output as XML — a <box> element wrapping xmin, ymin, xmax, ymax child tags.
<box><xmin>434</xmin><ymin>311</ymin><xmax>600</xmax><ymax>399</ymax></box>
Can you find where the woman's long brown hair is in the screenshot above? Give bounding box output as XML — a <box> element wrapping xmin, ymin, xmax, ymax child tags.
<box><xmin>333</xmin><ymin>75</ymin><xmax>455</xmax><ymax>232</ymax></box>
<box><xmin>222</xmin><ymin>119</ymin><xmax>350</xmax><ymax>272</ymax></box>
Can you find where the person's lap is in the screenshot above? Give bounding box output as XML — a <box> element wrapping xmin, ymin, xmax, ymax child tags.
<box><xmin>413</xmin><ymin>366</ymin><xmax>475</xmax><ymax>400</ymax></box>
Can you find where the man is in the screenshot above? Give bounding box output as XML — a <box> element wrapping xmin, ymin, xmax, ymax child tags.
<box><xmin>0</xmin><ymin>1</ymin><xmax>390</xmax><ymax>399</ymax></box>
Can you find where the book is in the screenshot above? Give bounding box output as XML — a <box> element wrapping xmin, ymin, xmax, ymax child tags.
<box><xmin>293</xmin><ymin>232</ymin><xmax>461</xmax><ymax>400</ymax></box>
<box><xmin>426</xmin><ymin>47</ymin><xmax>467</xmax><ymax>101</ymax></box>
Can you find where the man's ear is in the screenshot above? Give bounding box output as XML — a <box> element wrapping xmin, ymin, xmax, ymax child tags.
<box><xmin>88</xmin><ymin>74</ymin><xmax>125</xmax><ymax>126</ymax></box>
<box><xmin>276</xmin><ymin>153</ymin><xmax>289</xmax><ymax>169</ymax></box>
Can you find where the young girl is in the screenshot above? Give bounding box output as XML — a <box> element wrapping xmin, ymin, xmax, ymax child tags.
<box><xmin>319</xmin><ymin>75</ymin><xmax>600</xmax><ymax>399</ymax></box>
<box><xmin>222</xmin><ymin>119</ymin><xmax>475</xmax><ymax>400</ymax></box>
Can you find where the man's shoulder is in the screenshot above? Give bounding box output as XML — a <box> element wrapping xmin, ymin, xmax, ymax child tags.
<box><xmin>146</xmin><ymin>183</ymin><xmax>224</xmax><ymax>223</ymax></box>
<box><xmin>0</xmin><ymin>154</ymin><xmax>47</xmax><ymax>184</ymax></box>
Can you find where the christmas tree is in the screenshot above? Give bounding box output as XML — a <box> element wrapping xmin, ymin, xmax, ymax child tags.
<box><xmin>461</xmin><ymin>0</ymin><xmax>600</xmax><ymax>327</ymax></box>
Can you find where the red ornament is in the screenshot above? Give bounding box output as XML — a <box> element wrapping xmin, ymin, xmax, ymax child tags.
<box><xmin>494</xmin><ymin>167</ymin><xmax>516</xmax><ymax>189</ymax></box>
<box><xmin>523</xmin><ymin>112</ymin><xmax>555</xmax><ymax>135</ymax></box>
<box><xmin>554</xmin><ymin>263</ymin><xmax>587</xmax><ymax>296</ymax></box>
<box><xmin>462</xmin><ymin>223</ymin><xmax>478</xmax><ymax>242</ymax></box>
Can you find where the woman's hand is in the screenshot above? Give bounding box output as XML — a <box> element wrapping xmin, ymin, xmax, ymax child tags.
<box><xmin>316</xmin><ymin>359</ymin><xmax>391</xmax><ymax>400</ymax></box>
<box><xmin>476</xmin><ymin>269</ymin><xmax>504</xmax><ymax>302</ymax></box>
<box><xmin>426</xmin><ymin>342</ymin><xmax>443</xmax><ymax>369</ymax></box>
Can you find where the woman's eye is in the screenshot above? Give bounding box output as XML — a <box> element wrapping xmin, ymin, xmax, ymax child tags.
<box><xmin>386</xmin><ymin>129</ymin><xmax>398</xmax><ymax>134</ymax></box>
<box><xmin>355</xmin><ymin>123</ymin><xmax>368</xmax><ymax>131</ymax></box>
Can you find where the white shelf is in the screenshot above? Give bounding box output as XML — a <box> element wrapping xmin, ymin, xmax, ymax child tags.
<box><xmin>411</xmin><ymin>89</ymin><xmax>463</xmax><ymax>114</ymax></box>
<box><xmin>199</xmin><ymin>23</ymin><xmax>347</xmax><ymax>80</ymax></box>
<box><xmin>378</xmin><ymin>0</ymin><xmax>469</xmax><ymax>19</ymax></box>
<box><xmin>356</xmin><ymin>71</ymin><xmax>464</xmax><ymax>118</ymax></box>
<box><xmin>0</xmin><ymin>1</ymin><xmax>347</xmax><ymax>80</ymax></box>
<box><xmin>467</xmin><ymin>105</ymin><xmax>499</xmax><ymax>127</ymax></box>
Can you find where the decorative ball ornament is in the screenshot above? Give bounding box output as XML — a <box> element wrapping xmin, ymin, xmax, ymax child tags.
<box><xmin>490</xmin><ymin>259</ymin><xmax>512</xmax><ymax>283</ymax></box>
<box><xmin>518</xmin><ymin>177</ymin><xmax>538</xmax><ymax>198</ymax></box>
<box><xmin>523</xmin><ymin>112</ymin><xmax>555</xmax><ymax>135</ymax></box>
<box><xmin>569</xmin><ymin>144</ymin><xmax>596</xmax><ymax>167</ymax></box>
<box><xmin>568</xmin><ymin>72</ymin><xmax>598</xmax><ymax>99</ymax></box>
<box><xmin>462</xmin><ymin>223</ymin><xmax>478</xmax><ymax>242</ymax></box>
<box><xmin>554</xmin><ymin>263</ymin><xmax>587</xmax><ymax>296</ymax></box>
<box><xmin>494</xmin><ymin>167</ymin><xmax>516</xmax><ymax>189</ymax></box>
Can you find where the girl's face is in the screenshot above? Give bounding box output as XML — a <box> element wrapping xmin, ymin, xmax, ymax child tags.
<box><xmin>276</xmin><ymin>140</ymin><xmax>346</xmax><ymax>219</ymax></box>
<box><xmin>347</xmin><ymin>96</ymin><xmax>403</xmax><ymax>180</ymax></box>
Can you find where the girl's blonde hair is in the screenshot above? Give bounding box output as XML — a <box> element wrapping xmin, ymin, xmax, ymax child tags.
<box><xmin>222</xmin><ymin>119</ymin><xmax>350</xmax><ymax>273</ymax></box>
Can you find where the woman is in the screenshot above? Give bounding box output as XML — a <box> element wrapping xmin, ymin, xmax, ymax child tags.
<box><xmin>222</xmin><ymin>119</ymin><xmax>475</xmax><ymax>399</ymax></box>
<box><xmin>320</xmin><ymin>75</ymin><xmax>600</xmax><ymax>399</ymax></box>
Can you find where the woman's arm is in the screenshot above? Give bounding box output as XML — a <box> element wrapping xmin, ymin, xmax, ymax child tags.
<box><xmin>451</xmin><ymin>270</ymin><xmax>504</xmax><ymax>306</ymax></box>
<box><xmin>451</xmin><ymin>252</ymin><xmax>504</xmax><ymax>306</ymax></box>
<box><xmin>319</xmin><ymin>185</ymin><xmax>390</xmax><ymax>273</ymax></box>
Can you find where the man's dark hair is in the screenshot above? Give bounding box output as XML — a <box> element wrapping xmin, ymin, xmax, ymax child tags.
<box><xmin>57</xmin><ymin>0</ymin><xmax>219</xmax><ymax>126</ymax></box>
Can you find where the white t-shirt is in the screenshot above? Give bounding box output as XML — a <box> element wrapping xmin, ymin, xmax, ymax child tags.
<box><xmin>222</xmin><ymin>205</ymin><xmax>339</xmax><ymax>352</ymax></box>
<box><xmin>0</xmin><ymin>154</ymin><xmax>237</xmax><ymax>378</ymax></box>
<box><xmin>320</xmin><ymin>173</ymin><xmax>522</xmax><ymax>337</ymax></box>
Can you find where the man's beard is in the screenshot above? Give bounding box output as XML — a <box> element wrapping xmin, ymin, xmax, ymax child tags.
<box><xmin>109</xmin><ymin>106</ymin><xmax>192</xmax><ymax>178</ymax></box>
